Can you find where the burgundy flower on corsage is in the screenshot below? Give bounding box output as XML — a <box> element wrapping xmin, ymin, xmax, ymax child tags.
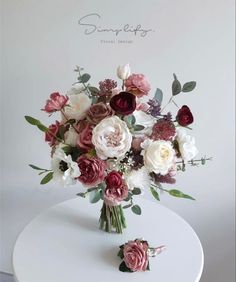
<box><xmin>110</xmin><ymin>91</ymin><xmax>136</xmax><ymax>115</ymax></box>
<box><xmin>118</xmin><ymin>239</ymin><xmax>165</xmax><ymax>272</ymax></box>
<box><xmin>176</xmin><ymin>105</ymin><xmax>194</xmax><ymax>126</ymax></box>
<box><xmin>43</xmin><ymin>92</ymin><xmax>68</xmax><ymax>113</ymax></box>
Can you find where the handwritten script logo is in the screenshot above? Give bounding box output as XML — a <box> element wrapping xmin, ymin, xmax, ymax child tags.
<box><xmin>78</xmin><ymin>13</ymin><xmax>154</xmax><ymax>38</ymax></box>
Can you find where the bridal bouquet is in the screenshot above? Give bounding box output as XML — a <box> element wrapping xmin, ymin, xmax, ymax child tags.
<box><xmin>25</xmin><ymin>64</ymin><xmax>210</xmax><ymax>233</ymax></box>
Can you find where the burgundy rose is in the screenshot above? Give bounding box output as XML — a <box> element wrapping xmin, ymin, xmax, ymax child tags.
<box><xmin>110</xmin><ymin>92</ymin><xmax>136</xmax><ymax>115</ymax></box>
<box><xmin>87</xmin><ymin>103</ymin><xmax>114</xmax><ymax>124</ymax></box>
<box><xmin>123</xmin><ymin>240</ymin><xmax>149</xmax><ymax>272</ymax></box>
<box><xmin>125</xmin><ymin>74</ymin><xmax>151</xmax><ymax>98</ymax></box>
<box><xmin>45</xmin><ymin>120</ymin><xmax>60</xmax><ymax>146</ymax></box>
<box><xmin>104</xmin><ymin>179</ymin><xmax>129</xmax><ymax>207</ymax></box>
<box><xmin>176</xmin><ymin>105</ymin><xmax>194</xmax><ymax>126</ymax></box>
<box><xmin>76</xmin><ymin>121</ymin><xmax>94</xmax><ymax>151</ymax></box>
<box><xmin>105</xmin><ymin>171</ymin><xmax>123</xmax><ymax>189</ymax></box>
<box><xmin>43</xmin><ymin>92</ymin><xmax>68</xmax><ymax>113</ymax></box>
<box><xmin>77</xmin><ymin>156</ymin><xmax>106</xmax><ymax>187</ymax></box>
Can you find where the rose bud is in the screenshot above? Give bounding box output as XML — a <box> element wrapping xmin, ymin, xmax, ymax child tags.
<box><xmin>43</xmin><ymin>92</ymin><xmax>68</xmax><ymax>113</ymax></box>
<box><xmin>176</xmin><ymin>105</ymin><xmax>194</xmax><ymax>126</ymax></box>
<box><xmin>110</xmin><ymin>91</ymin><xmax>136</xmax><ymax>116</ymax></box>
<box><xmin>117</xmin><ymin>64</ymin><xmax>131</xmax><ymax>80</ymax></box>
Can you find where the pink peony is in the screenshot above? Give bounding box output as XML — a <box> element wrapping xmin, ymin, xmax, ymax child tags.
<box><xmin>125</xmin><ymin>74</ymin><xmax>151</xmax><ymax>97</ymax></box>
<box><xmin>104</xmin><ymin>180</ymin><xmax>128</xmax><ymax>206</ymax></box>
<box><xmin>123</xmin><ymin>240</ymin><xmax>149</xmax><ymax>272</ymax></box>
<box><xmin>76</xmin><ymin>121</ymin><xmax>94</xmax><ymax>151</ymax></box>
<box><xmin>43</xmin><ymin>92</ymin><xmax>68</xmax><ymax>113</ymax></box>
<box><xmin>87</xmin><ymin>103</ymin><xmax>114</xmax><ymax>124</ymax></box>
<box><xmin>151</xmin><ymin>119</ymin><xmax>176</xmax><ymax>141</ymax></box>
<box><xmin>45</xmin><ymin>121</ymin><xmax>60</xmax><ymax>146</ymax></box>
<box><xmin>77</xmin><ymin>156</ymin><xmax>106</xmax><ymax>187</ymax></box>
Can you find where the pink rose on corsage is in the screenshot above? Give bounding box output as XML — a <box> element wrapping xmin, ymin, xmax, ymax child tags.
<box><xmin>45</xmin><ymin>120</ymin><xmax>61</xmax><ymax>147</ymax></box>
<box><xmin>87</xmin><ymin>102</ymin><xmax>114</xmax><ymax>124</ymax></box>
<box><xmin>76</xmin><ymin>121</ymin><xmax>94</xmax><ymax>151</ymax></box>
<box><xmin>125</xmin><ymin>74</ymin><xmax>151</xmax><ymax>98</ymax></box>
<box><xmin>104</xmin><ymin>172</ymin><xmax>129</xmax><ymax>206</ymax></box>
<box><xmin>77</xmin><ymin>156</ymin><xmax>106</xmax><ymax>187</ymax></box>
<box><xmin>43</xmin><ymin>92</ymin><xmax>68</xmax><ymax>113</ymax></box>
<box><xmin>118</xmin><ymin>239</ymin><xmax>165</xmax><ymax>272</ymax></box>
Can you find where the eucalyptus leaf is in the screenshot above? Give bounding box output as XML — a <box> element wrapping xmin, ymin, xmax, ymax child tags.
<box><xmin>76</xmin><ymin>192</ymin><xmax>87</xmax><ymax>198</ymax></box>
<box><xmin>40</xmin><ymin>172</ymin><xmax>53</xmax><ymax>185</ymax></box>
<box><xmin>89</xmin><ymin>189</ymin><xmax>101</xmax><ymax>203</ymax></box>
<box><xmin>172</xmin><ymin>79</ymin><xmax>181</xmax><ymax>96</ymax></box>
<box><xmin>168</xmin><ymin>189</ymin><xmax>195</xmax><ymax>200</ymax></box>
<box><xmin>132</xmin><ymin>187</ymin><xmax>142</xmax><ymax>195</ymax></box>
<box><xmin>182</xmin><ymin>81</ymin><xmax>196</xmax><ymax>92</ymax></box>
<box><xmin>154</xmin><ymin>88</ymin><xmax>163</xmax><ymax>104</ymax></box>
<box><xmin>150</xmin><ymin>187</ymin><xmax>160</xmax><ymax>201</ymax></box>
<box><xmin>123</xmin><ymin>203</ymin><xmax>133</xmax><ymax>209</ymax></box>
<box><xmin>88</xmin><ymin>86</ymin><xmax>100</xmax><ymax>95</ymax></box>
<box><xmin>124</xmin><ymin>115</ymin><xmax>136</xmax><ymax>126</ymax></box>
<box><xmin>133</xmin><ymin>124</ymin><xmax>145</xmax><ymax>131</ymax></box>
<box><xmin>78</xmin><ymin>73</ymin><xmax>91</xmax><ymax>83</ymax></box>
<box><xmin>131</xmin><ymin>205</ymin><xmax>142</xmax><ymax>215</ymax></box>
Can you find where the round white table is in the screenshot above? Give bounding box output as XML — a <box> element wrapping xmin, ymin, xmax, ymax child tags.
<box><xmin>12</xmin><ymin>198</ymin><xmax>204</xmax><ymax>282</ymax></box>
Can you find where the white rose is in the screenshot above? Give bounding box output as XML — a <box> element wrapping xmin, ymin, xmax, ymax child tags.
<box><xmin>117</xmin><ymin>63</ymin><xmax>131</xmax><ymax>80</ymax></box>
<box><xmin>92</xmin><ymin>116</ymin><xmax>132</xmax><ymax>160</ymax></box>
<box><xmin>142</xmin><ymin>139</ymin><xmax>175</xmax><ymax>175</ymax></box>
<box><xmin>176</xmin><ymin>128</ymin><xmax>198</xmax><ymax>163</ymax></box>
<box><xmin>64</xmin><ymin>127</ymin><xmax>78</xmax><ymax>147</ymax></box>
<box><xmin>51</xmin><ymin>144</ymin><xmax>81</xmax><ymax>186</ymax></box>
<box><xmin>64</xmin><ymin>92</ymin><xmax>91</xmax><ymax>120</ymax></box>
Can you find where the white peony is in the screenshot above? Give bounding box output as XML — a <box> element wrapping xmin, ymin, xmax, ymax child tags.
<box><xmin>92</xmin><ymin>116</ymin><xmax>132</xmax><ymax>160</ymax></box>
<box><xmin>133</xmin><ymin>110</ymin><xmax>156</xmax><ymax>136</ymax></box>
<box><xmin>51</xmin><ymin>144</ymin><xmax>80</xmax><ymax>186</ymax></box>
<box><xmin>142</xmin><ymin>139</ymin><xmax>175</xmax><ymax>175</ymax></box>
<box><xmin>117</xmin><ymin>63</ymin><xmax>131</xmax><ymax>80</ymax></box>
<box><xmin>64</xmin><ymin>92</ymin><xmax>91</xmax><ymax>120</ymax></box>
<box><xmin>176</xmin><ymin>128</ymin><xmax>198</xmax><ymax>163</ymax></box>
<box><xmin>126</xmin><ymin>167</ymin><xmax>151</xmax><ymax>192</ymax></box>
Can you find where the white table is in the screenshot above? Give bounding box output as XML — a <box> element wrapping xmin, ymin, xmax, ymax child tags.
<box><xmin>12</xmin><ymin>198</ymin><xmax>204</xmax><ymax>282</ymax></box>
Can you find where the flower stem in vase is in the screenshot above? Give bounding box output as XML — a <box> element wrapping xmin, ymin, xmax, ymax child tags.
<box><xmin>99</xmin><ymin>202</ymin><xmax>126</xmax><ymax>234</ymax></box>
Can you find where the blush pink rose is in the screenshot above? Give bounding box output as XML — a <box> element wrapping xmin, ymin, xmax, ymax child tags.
<box><xmin>43</xmin><ymin>92</ymin><xmax>68</xmax><ymax>113</ymax></box>
<box><xmin>76</xmin><ymin>121</ymin><xmax>94</xmax><ymax>151</ymax></box>
<box><xmin>87</xmin><ymin>102</ymin><xmax>114</xmax><ymax>124</ymax></box>
<box><xmin>123</xmin><ymin>240</ymin><xmax>149</xmax><ymax>272</ymax></box>
<box><xmin>104</xmin><ymin>180</ymin><xmax>129</xmax><ymax>206</ymax></box>
<box><xmin>125</xmin><ymin>74</ymin><xmax>151</xmax><ymax>98</ymax></box>
<box><xmin>77</xmin><ymin>156</ymin><xmax>106</xmax><ymax>187</ymax></box>
<box><xmin>45</xmin><ymin>120</ymin><xmax>60</xmax><ymax>147</ymax></box>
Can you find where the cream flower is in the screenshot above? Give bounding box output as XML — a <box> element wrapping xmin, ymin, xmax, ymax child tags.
<box><xmin>92</xmin><ymin>116</ymin><xmax>132</xmax><ymax>160</ymax></box>
<box><xmin>64</xmin><ymin>127</ymin><xmax>78</xmax><ymax>147</ymax></box>
<box><xmin>117</xmin><ymin>63</ymin><xmax>131</xmax><ymax>80</ymax></box>
<box><xmin>125</xmin><ymin>167</ymin><xmax>151</xmax><ymax>192</ymax></box>
<box><xmin>133</xmin><ymin>110</ymin><xmax>156</xmax><ymax>136</ymax></box>
<box><xmin>51</xmin><ymin>144</ymin><xmax>80</xmax><ymax>186</ymax></box>
<box><xmin>142</xmin><ymin>139</ymin><xmax>175</xmax><ymax>175</ymax></box>
<box><xmin>64</xmin><ymin>92</ymin><xmax>91</xmax><ymax>120</ymax></box>
<box><xmin>176</xmin><ymin>128</ymin><xmax>198</xmax><ymax>163</ymax></box>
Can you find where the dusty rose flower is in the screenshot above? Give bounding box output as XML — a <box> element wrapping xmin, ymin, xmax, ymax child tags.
<box><xmin>151</xmin><ymin>119</ymin><xmax>176</xmax><ymax>141</ymax></box>
<box><xmin>110</xmin><ymin>92</ymin><xmax>136</xmax><ymax>115</ymax></box>
<box><xmin>43</xmin><ymin>92</ymin><xmax>68</xmax><ymax>113</ymax></box>
<box><xmin>132</xmin><ymin>137</ymin><xmax>145</xmax><ymax>152</ymax></box>
<box><xmin>45</xmin><ymin>121</ymin><xmax>60</xmax><ymax>146</ymax></box>
<box><xmin>104</xmin><ymin>181</ymin><xmax>128</xmax><ymax>206</ymax></box>
<box><xmin>125</xmin><ymin>74</ymin><xmax>151</xmax><ymax>98</ymax></box>
<box><xmin>105</xmin><ymin>171</ymin><xmax>123</xmax><ymax>189</ymax></box>
<box><xmin>123</xmin><ymin>240</ymin><xmax>149</xmax><ymax>271</ymax></box>
<box><xmin>76</xmin><ymin>121</ymin><xmax>94</xmax><ymax>151</ymax></box>
<box><xmin>87</xmin><ymin>103</ymin><xmax>114</xmax><ymax>124</ymax></box>
<box><xmin>77</xmin><ymin>156</ymin><xmax>106</xmax><ymax>187</ymax></box>
<box><xmin>176</xmin><ymin>105</ymin><xmax>194</xmax><ymax>126</ymax></box>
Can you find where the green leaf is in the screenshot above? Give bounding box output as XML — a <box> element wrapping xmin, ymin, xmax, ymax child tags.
<box><xmin>168</xmin><ymin>189</ymin><xmax>195</xmax><ymax>200</ymax></box>
<box><xmin>123</xmin><ymin>203</ymin><xmax>133</xmax><ymax>209</ymax></box>
<box><xmin>89</xmin><ymin>189</ymin><xmax>101</xmax><ymax>203</ymax></box>
<box><xmin>78</xmin><ymin>73</ymin><xmax>91</xmax><ymax>83</ymax></box>
<box><xmin>88</xmin><ymin>86</ymin><xmax>100</xmax><ymax>95</ymax></box>
<box><xmin>182</xmin><ymin>81</ymin><xmax>196</xmax><ymax>92</ymax></box>
<box><xmin>117</xmin><ymin>249</ymin><xmax>124</xmax><ymax>259</ymax></box>
<box><xmin>29</xmin><ymin>164</ymin><xmax>46</xmax><ymax>170</ymax></box>
<box><xmin>150</xmin><ymin>187</ymin><xmax>160</xmax><ymax>201</ymax></box>
<box><xmin>37</xmin><ymin>124</ymin><xmax>48</xmax><ymax>132</ymax></box>
<box><xmin>132</xmin><ymin>187</ymin><xmax>142</xmax><ymax>195</ymax></box>
<box><xmin>119</xmin><ymin>261</ymin><xmax>133</xmax><ymax>272</ymax></box>
<box><xmin>172</xmin><ymin>78</ymin><xmax>182</xmax><ymax>96</ymax></box>
<box><xmin>25</xmin><ymin>116</ymin><xmax>40</xmax><ymax>126</ymax></box>
<box><xmin>124</xmin><ymin>192</ymin><xmax>132</xmax><ymax>202</ymax></box>
<box><xmin>40</xmin><ymin>172</ymin><xmax>53</xmax><ymax>185</ymax></box>
<box><xmin>76</xmin><ymin>192</ymin><xmax>87</xmax><ymax>198</ymax></box>
<box><xmin>65</xmin><ymin>119</ymin><xmax>76</xmax><ymax>125</ymax></box>
<box><xmin>131</xmin><ymin>205</ymin><xmax>142</xmax><ymax>215</ymax></box>
<box><xmin>124</xmin><ymin>115</ymin><xmax>136</xmax><ymax>126</ymax></box>
<box><xmin>61</xmin><ymin>145</ymin><xmax>72</xmax><ymax>155</ymax></box>
<box><xmin>133</xmin><ymin>124</ymin><xmax>145</xmax><ymax>131</ymax></box>
<box><xmin>154</xmin><ymin>88</ymin><xmax>163</xmax><ymax>104</ymax></box>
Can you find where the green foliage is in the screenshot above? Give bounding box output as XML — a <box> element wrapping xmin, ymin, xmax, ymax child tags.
<box><xmin>89</xmin><ymin>189</ymin><xmax>101</xmax><ymax>203</ymax></box>
<box><xmin>182</xmin><ymin>81</ymin><xmax>196</xmax><ymax>92</ymax></box>
<box><xmin>131</xmin><ymin>205</ymin><xmax>142</xmax><ymax>215</ymax></box>
<box><xmin>168</xmin><ymin>189</ymin><xmax>195</xmax><ymax>200</ymax></box>
<box><xmin>78</xmin><ymin>73</ymin><xmax>91</xmax><ymax>83</ymax></box>
<box><xmin>119</xmin><ymin>261</ymin><xmax>133</xmax><ymax>272</ymax></box>
<box><xmin>132</xmin><ymin>187</ymin><xmax>142</xmax><ymax>195</ymax></box>
<box><xmin>40</xmin><ymin>172</ymin><xmax>53</xmax><ymax>185</ymax></box>
<box><xmin>154</xmin><ymin>88</ymin><xmax>163</xmax><ymax>104</ymax></box>
<box><xmin>25</xmin><ymin>116</ymin><xmax>48</xmax><ymax>133</ymax></box>
<box><xmin>172</xmin><ymin>74</ymin><xmax>182</xmax><ymax>96</ymax></box>
<box><xmin>150</xmin><ymin>187</ymin><xmax>160</xmax><ymax>201</ymax></box>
